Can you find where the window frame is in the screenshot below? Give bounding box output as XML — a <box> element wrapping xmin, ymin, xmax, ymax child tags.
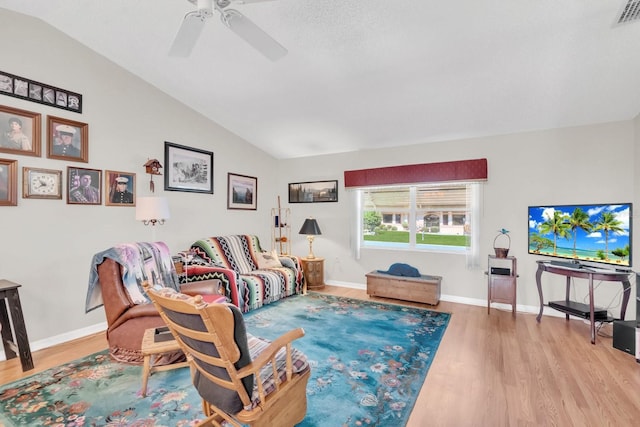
<box><xmin>357</xmin><ymin>182</ymin><xmax>478</xmax><ymax>254</ymax></box>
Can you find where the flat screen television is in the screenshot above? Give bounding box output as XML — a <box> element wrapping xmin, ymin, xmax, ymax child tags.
<box><xmin>528</xmin><ymin>203</ymin><xmax>632</xmax><ymax>268</ymax></box>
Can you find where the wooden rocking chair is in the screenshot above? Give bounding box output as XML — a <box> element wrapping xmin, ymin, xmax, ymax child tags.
<box><xmin>144</xmin><ymin>284</ymin><xmax>311</xmax><ymax>427</ymax></box>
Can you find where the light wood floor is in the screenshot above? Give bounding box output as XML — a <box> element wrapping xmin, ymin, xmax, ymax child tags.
<box><xmin>2</xmin><ymin>286</ymin><xmax>639</xmax><ymax>426</ymax></box>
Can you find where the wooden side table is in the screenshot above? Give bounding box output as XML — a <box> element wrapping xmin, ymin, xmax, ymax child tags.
<box><xmin>301</xmin><ymin>257</ymin><xmax>325</xmax><ymax>291</ymax></box>
<box><xmin>0</xmin><ymin>279</ymin><xmax>33</xmax><ymax>371</ymax></box>
<box><xmin>140</xmin><ymin>327</ymin><xmax>189</xmax><ymax>397</ymax></box>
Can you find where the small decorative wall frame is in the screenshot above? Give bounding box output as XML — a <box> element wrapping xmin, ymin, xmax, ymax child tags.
<box><xmin>164</xmin><ymin>141</ymin><xmax>213</xmax><ymax>194</ymax></box>
<box><xmin>0</xmin><ymin>158</ymin><xmax>17</xmax><ymax>206</ymax></box>
<box><xmin>105</xmin><ymin>170</ymin><xmax>136</xmax><ymax>207</ymax></box>
<box><xmin>67</xmin><ymin>166</ymin><xmax>102</xmax><ymax>205</ymax></box>
<box><xmin>0</xmin><ymin>104</ymin><xmax>41</xmax><ymax>157</ymax></box>
<box><xmin>22</xmin><ymin>167</ymin><xmax>62</xmax><ymax>199</ymax></box>
<box><xmin>227</xmin><ymin>173</ymin><xmax>257</xmax><ymax>210</ymax></box>
<box><xmin>47</xmin><ymin>116</ymin><xmax>89</xmax><ymax>163</ymax></box>
<box><xmin>0</xmin><ymin>70</ymin><xmax>82</xmax><ymax>113</ymax></box>
<box><xmin>288</xmin><ymin>180</ymin><xmax>338</xmax><ymax>203</ymax></box>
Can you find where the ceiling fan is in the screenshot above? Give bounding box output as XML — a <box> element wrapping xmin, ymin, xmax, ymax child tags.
<box><xmin>169</xmin><ymin>0</ymin><xmax>287</xmax><ymax>61</ymax></box>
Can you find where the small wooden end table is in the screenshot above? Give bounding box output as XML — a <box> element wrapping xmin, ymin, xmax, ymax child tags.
<box><xmin>140</xmin><ymin>327</ymin><xmax>189</xmax><ymax>397</ymax></box>
<box><xmin>301</xmin><ymin>257</ymin><xmax>325</xmax><ymax>291</ymax></box>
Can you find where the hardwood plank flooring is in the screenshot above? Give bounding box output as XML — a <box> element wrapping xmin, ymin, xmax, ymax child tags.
<box><xmin>2</xmin><ymin>286</ymin><xmax>639</xmax><ymax>426</ymax></box>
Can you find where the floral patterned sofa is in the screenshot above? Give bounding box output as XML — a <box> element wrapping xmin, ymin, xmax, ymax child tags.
<box><xmin>177</xmin><ymin>235</ymin><xmax>305</xmax><ymax>313</ymax></box>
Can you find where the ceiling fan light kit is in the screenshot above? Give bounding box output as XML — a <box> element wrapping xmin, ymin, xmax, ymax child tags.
<box><xmin>170</xmin><ymin>0</ymin><xmax>287</xmax><ymax>60</ymax></box>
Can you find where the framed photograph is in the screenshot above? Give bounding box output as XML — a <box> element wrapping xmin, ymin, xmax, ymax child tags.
<box><xmin>0</xmin><ymin>158</ymin><xmax>17</xmax><ymax>206</ymax></box>
<box><xmin>0</xmin><ymin>70</ymin><xmax>82</xmax><ymax>113</ymax></box>
<box><xmin>22</xmin><ymin>167</ymin><xmax>62</xmax><ymax>199</ymax></box>
<box><xmin>288</xmin><ymin>180</ymin><xmax>338</xmax><ymax>203</ymax></box>
<box><xmin>164</xmin><ymin>141</ymin><xmax>213</xmax><ymax>194</ymax></box>
<box><xmin>227</xmin><ymin>173</ymin><xmax>257</xmax><ymax>210</ymax></box>
<box><xmin>47</xmin><ymin>116</ymin><xmax>89</xmax><ymax>163</ymax></box>
<box><xmin>0</xmin><ymin>105</ymin><xmax>41</xmax><ymax>157</ymax></box>
<box><xmin>67</xmin><ymin>166</ymin><xmax>101</xmax><ymax>205</ymax></box>
<box><xmin>105</xmin><ymin>170</ymin><xmax>135</xmax><ymax>207</ymax></box>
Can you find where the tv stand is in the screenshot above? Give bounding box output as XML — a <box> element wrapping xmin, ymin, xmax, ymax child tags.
<box><xmin>547</xmin><ymin>300</ymin><xmax>608</xmax><ymax>320</ymax></box>
<box><xmin>535</xmin><ymin>261</ymin><xmax>632</xmax><ymax>344</ymax></box>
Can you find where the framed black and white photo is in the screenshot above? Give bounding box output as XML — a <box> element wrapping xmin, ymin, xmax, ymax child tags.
<box><xmin>164</xmin><ymin>141</ymin><xmax>213</xmax><ymax>194</ymax></box>
<box><xmin>0</xmin><ymin>105</ymin><xmax>41</xmax><ymax>157</ymax></box>
<box><xmin>288</xmin><ymin>180</ymin><xmax>338</xmax><ymax>203</ymax></box>
<box><xmin>227</xmin><ymin>173</ymin><xmax>257</xmax><ymax>210</ymax></box>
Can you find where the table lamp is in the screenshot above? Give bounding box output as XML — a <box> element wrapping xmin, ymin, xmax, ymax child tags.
<box><xmin>299</xmin><ymin>217</ymin><xmax>322</xmax><ymax>259</ymax></box>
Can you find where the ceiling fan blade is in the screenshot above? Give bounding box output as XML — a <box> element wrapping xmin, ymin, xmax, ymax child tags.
<box><xmin>222</xmin><ymin>9</ymin><xmax>287</xmax><ymax>61</ymax></box>
<box><xmin>169</xmin><ymin>11</ymin><xmax>207</xmax><ymax>57</ymax></box>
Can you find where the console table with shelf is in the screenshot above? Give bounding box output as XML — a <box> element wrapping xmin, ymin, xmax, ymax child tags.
<box><xmin>535</xmin><ymin>261</ymin><xmax>632</xmax><ymax>344</ymax></box>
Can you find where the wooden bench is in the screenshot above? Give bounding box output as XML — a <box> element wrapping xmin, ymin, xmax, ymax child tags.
<box><xmin>366</xmin><ymin>271</ymin><xmax>442</xmax><ymax>305</ymax></box>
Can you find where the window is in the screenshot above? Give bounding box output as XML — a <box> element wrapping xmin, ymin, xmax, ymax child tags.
<box><xmin>359</xmin><ymin>182</ymin><xmax>478</xmax><ymax>253</ymax></box>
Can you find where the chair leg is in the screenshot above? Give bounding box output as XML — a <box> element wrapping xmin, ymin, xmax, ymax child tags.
<box><xmin>196</xmin><ymin>414</ymin><xmax>227</xmax><ymax>427</ymax></box>
<box><xmin>141</xmin><ymin>354</ymin><xmax>152</xmax><ymax>397</ymax></box>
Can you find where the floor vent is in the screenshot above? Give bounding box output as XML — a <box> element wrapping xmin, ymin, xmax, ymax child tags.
<box><xmin>616</xmin><ymin>0</ymin><xmax>640</xmax><ymax>25</ymax></box>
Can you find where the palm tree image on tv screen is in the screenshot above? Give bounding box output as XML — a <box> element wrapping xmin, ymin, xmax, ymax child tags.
<box><xmin>528</xmin><ymin>203</ymin><xmax>632</xmax><ymax>267</ymax></box>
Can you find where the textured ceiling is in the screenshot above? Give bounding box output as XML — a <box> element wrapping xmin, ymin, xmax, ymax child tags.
<box><xmin>1</xmin><ymin>0</ymin><xmax>639</xmax><ymax>159</ymax></box>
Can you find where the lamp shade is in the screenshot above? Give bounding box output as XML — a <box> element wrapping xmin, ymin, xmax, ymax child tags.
<box><xmin>299</xmin><ymin>218</ymin><xmax>321</xmax><ymax>235</ymax></box>
<box><xmin>135</xmin><ymin>196</ymin><xmax>170</xmax><ymax>225</ymax></box>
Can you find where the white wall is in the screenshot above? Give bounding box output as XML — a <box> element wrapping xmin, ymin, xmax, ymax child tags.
<box><xmin>281</xmin><ymin>121</ymin><xmax>638</xmax><ymax>317</ymax></box>
<box><xmin>1</xmin><ymin>10</ymin><xmax>637</xmax><ymax>355</ymax></box>
<box><xmin>0</xmin><ymin>11</ymin><xmax>279</xmax><ymax>347</ymax></box>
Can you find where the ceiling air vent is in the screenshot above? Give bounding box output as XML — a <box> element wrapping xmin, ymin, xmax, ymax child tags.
<box><xmin>616</xmin><ymin>0</ymin><xmax>640</xmax><ymax>25</ymax></box>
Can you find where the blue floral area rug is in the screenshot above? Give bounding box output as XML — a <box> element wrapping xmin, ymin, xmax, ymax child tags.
<box><xmin>0</xmin><ymin>294</ymin><xmax>449</xmax><ymax>426</ymax></box>
<box><xmin>245</xmin><ymin>294</ymin><xmax>450</xmax><ymax>426</ymax></box>
<box><xmin>0</xmin><ymin>350</ymin><xmax>199</xmax><ymax>426</ymax></box>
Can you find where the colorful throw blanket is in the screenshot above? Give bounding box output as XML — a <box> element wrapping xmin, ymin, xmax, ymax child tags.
<box><xmin>85</xmin><ymin>242</ymin><xmax>179</xmax><ymax>313</ymax></box>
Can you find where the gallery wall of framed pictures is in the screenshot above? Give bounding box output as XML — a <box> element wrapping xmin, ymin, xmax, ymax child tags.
<box><xmin>0</xmin><ymin>100</ymin><xmax>101</xmax><ymax>206</ymax></box>
<box><xmin>0</xmin><ymin>97</ymin><xmax>212</xmax><ymax>208</ymax></box>
<box><xmin>0</xmin><ymin>69</ymin><xmax>100</xmax><ymax>207</ymax></box>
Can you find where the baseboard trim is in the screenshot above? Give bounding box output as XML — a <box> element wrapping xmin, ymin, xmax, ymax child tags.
<box><xmin>0</xmin><ymin>322</ymin><xmax>107</xmax><ymax>361</ymax></box>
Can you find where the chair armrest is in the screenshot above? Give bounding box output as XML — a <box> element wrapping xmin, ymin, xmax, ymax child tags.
<box><xmin>109</xmin><ymin>303</ymin><xmax>159</xmax><ymax>330</ymax></box>
<box><xmin>236</xmin><ymin>328</ymin><xmax>305</xmax><ymax>378</ymax></box>
<box><xmin>180</xmin><ymin>279</ymin><xmax>221</xmax><ymax>296</ymax></box>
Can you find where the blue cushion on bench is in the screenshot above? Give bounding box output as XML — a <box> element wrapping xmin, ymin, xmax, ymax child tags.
<box><xmin>377</xmin><ymin>263</ymin><xmax>421</xmax><ymax>277</ymax></box>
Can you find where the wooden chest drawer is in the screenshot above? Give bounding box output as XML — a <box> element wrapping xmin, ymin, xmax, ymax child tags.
<box><xmin>366</xmin><ymin>271</ymin><xmax>441</xmax><ymax>305</ymax></box>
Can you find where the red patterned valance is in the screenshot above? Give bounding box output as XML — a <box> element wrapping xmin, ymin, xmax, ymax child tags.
<box><xmin>344</xmin><ymin>158</ymin><xmax>487</xmax><ymax>188</ymax></box>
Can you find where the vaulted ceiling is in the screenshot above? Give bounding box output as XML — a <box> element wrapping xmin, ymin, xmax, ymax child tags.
<box><xmin>1</xmin><ymin>0</ymin><xmax>639</xmax><ymax>159</ymax></box>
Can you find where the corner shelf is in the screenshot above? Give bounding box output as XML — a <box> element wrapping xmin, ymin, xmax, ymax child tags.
<box><xmin>271</xmin><ymin>207</ymin><xmax>291</xmax><ymax>255</ymax></box>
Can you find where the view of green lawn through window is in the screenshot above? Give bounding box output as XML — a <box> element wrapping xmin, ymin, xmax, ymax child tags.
<box><xmin>364</xmin><ymin>230</ymin><xmax>469</xmax><ymax>246</ymax></box>
<box><xmin>360</xmin><ymin>184</ymin><xmax>475</xmax><ymax>251</ymax></box>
